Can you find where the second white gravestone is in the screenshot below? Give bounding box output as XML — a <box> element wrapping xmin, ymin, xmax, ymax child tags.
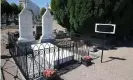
<box><xmin>39</xmin><ymin>6</ymin><xmax>54</xmax><ymax>43</ymax></box>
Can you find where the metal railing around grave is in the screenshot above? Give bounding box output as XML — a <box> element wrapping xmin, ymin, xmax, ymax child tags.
<box><xmin>8</xmin><ymin>33</ymin><xmax>29</xmax><ymax>79</ymax></box>
<box><xmin>8</xmin><ymin>33</ymin><xmax>91</xmax><ymax>80</ymax></box>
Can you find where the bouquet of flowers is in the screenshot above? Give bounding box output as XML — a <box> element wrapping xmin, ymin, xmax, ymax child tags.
<box><xmin>43</xmin><ymin>69</ymin><xmax>57</xmax><ymax>80</ymax></box>
<box><xmin>81</xmin><ymin>55</ymin><xmax>92</xmax><ymax>66</ymax></box>
<box><xmin>82</xmin><ymin>56</ymin><xmax>92</xmax><ymax>61</ymax></box>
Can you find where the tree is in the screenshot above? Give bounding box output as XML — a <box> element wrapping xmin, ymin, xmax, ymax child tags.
<box><xmin>1</xmin><ymin>0</ymin><xmax>12</xmax><ymax>24</ymax></box>
<box><xmin>1</xmin><ymin>0</ymin><xmax>12</xmax><ymax>15</ymax></box>
<box><xmin>10</xmin><ymin>3</ymin><xmax>20</xmax><ymax>24</ymax></box>
<box><xmin>10</xmin><ymin>3</ymin><xmax>19</xmax><ymax>15</ymax></box>
<box><xmin>40</xmin><ymin>7</ymin><xmax>46</xmax><ymax>16</ymax></box>
<box><xmin>18</xmin><ymin>3</ymin><xmax>23</xmax><ymax>13</ymax></box>
<box><xmin>51</xmin><ymin>0</ymin><xmax>70</xmax><ymax>30</ymax></box>
<box><xmin>51</xmin><ymin>0</ymin><xmax>133</xmax><ymax>36</ymax></box>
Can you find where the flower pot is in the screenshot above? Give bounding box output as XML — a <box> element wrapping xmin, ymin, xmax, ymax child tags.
<box><xmin>81</xmin><ymin>58</ymin><xmax>92</xmax><ymax>66</ymax></box>
<box><xmin>46</xmin><ymin>74</ymin><xmax>57</xmax><ymax>80</ymax></box>
<box><xmin>42</xmin><ymin>74</ymin><xmax>57</xmax><ymax>80</ymax></box>
<box><xmin>43</xmin><ymin>69</ymin><xmax>57</xmax><ymax>80</ymax></box>
<box><xmin>41</xmin><ymin>74</ymin><xmax>58</xmax><ymax>80</ymax></box>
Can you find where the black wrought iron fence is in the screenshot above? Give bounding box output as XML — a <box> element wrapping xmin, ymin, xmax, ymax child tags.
<box><xmin>8</xmin><ymin>32</ymin><xmax>91</xmax><ymax>80</ymax></box>
<box><xmin>8</xmin><ymin>33</ymin><xmax>29</xmax><ymax>79</ymax></box>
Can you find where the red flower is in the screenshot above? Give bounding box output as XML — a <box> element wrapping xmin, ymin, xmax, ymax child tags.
<box><xmin>83</xmin><ymin>56</ymin><xmax>92</xmax><ymax>60</ymax></box>
<box><xmin>43</xmin><ymin>69</ymin><xmax>56</xmax><ymax>78</ymax></box>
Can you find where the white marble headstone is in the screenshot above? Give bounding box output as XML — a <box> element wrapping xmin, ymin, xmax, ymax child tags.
<box><xmin>19</xmin><ymin>0</ymin><xmax>40</xmax><ymax>20</ymax></box>
<box><xmin>18</xmin><ymin>7</ymin><xmax>35</xmax><ymax>43</ymax></box>
<box><xmin>39</xmin><ymin>5</ymin><xmax>54</xmax><ymax>43</ymax></box>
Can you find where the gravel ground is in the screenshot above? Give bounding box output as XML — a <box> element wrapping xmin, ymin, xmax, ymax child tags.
<box><xmin>61</xmin><ymin>47</ymin><xmax>133</xmax><ymax>80</ymax></box>
<box><xmin>1</xmin><ymin>28</ymin><xmax>133</xmax><ymax>80</ymax></box>
<box><xmin>1</xmin><ymin>28</ymin><xmax>25</xmax><ymax>80</ymax></box>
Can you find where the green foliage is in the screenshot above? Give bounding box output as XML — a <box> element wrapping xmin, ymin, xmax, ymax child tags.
<box><xmin>1</xmin><ymin>0</ymin><xmax>12</xmax><ymax>15</ymax></box>
<box><xmin>18</xmin><ymin>3</ymin><xmax>23</xmax><ymax>13</ymax></box>
<box><xmin>1</xmin><ymin>0</ymin><xmax>13</xmax><ymax>24</ymax></box>
<box><xmin>40</xmin><ymin>7</ymin><xmax>46</xmax><ymax>16</ymax></box>
<box><xmin>1</xmin><ymin>0</ymin><xmax>23</xmax><ymax>24</ymax></box>
<box><xmin>51</xmin><ymin>0</ymin><xmax>70</xmax><ymax>30</ymax></box>
<box><xmin>51</xmin><ymin>0</ymin><xmax>60</xmax><ymax>12</ymax></box>
<box><xmin>48</xmin><ymin>0</ymin><xmax>133</xmax><ymax>36</ymax></box>
<box><xmin>1</xmin><ymin>0</ymin><xmax>22</xmax><ymax>15</ymax></box>
<box><xmin>10</xmin><ymin>3</ymin><xmax>19</xmax><ymax>15</ymax></box>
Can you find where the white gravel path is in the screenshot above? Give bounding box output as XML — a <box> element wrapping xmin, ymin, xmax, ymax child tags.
<box><xmin>61</xmin><ymin>47</ymin><xmax>133</xmax><ymax>80</ymax></box>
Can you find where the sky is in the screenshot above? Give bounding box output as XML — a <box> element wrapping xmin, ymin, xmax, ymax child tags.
<box><xmin>7</xmin><ymin>0</ymin><xmax>51</xmax><ymax>8</ymax></box>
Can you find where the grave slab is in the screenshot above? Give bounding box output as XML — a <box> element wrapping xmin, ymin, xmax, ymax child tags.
<box><xmin>28</xmin><ymin>43</ymin><xmax>74</xmax><ymax>78</ymax></box>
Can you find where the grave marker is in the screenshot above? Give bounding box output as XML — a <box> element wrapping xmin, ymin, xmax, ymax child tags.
<box><xmin>39</xmin><ymin>4</ymin><xmax>55</xmax><ymax>43</ymax></box>
<box><xmin>95</xmin><ymin>23</ymin><xmax>116</xmax><ymax>63</ymax></box>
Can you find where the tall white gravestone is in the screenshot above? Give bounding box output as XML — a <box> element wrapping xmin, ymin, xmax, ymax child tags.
<box><xmin>18</xmin><ymin>7</ymin><xmax>35</xmax><ymax>43</ymax></box>
<box><xmin>18</xmin><ymin>0</ymin><xmax>40</xmax><ymax>43</ymax></box>
<box><xmin>39</xmin><ymin>5</ymin><xmax>54</xmax><ymax>43</ymax></box>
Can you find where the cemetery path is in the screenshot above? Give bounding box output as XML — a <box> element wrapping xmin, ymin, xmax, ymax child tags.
<box><xmin>53</xmin><ymin>20</ymin><xmax>65</xmax><ymax>32</ymax></box>
<box><xmin>61</xmin><ymin>47</ymin><xmax>133</xmax><ymax>80</ymax></box>
<box><xmin>1</xmin><ymin>29</ymin><xmax>25</xmax><ymax>80</ymax></box>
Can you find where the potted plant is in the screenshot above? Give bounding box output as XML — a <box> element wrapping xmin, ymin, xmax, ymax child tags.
<box><xmin>81</xmin><ymin>55</ymin><xmax>92</xmax><ymax>66</ymax></box>
<box><xmin>43</xmin><ymin>69</ymin><xmax>57</xmax><ymax>80</ymax></box>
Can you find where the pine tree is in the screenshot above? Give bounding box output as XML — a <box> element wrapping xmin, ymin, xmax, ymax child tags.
<box><xmin>51</xmin><ymin>0</ymin><xmax>133</xmax><ymax>36</ymax></box>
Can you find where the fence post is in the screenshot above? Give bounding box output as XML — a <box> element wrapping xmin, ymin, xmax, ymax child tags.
<box><xmin>88</xmin><ymin>40</ymin><xmax>90</xmax><ymax>56</ymax></box>
<box><xmin>49</xmin><ymin>45</ymin><xmax>50</xmax><ymax>69</ymax></box>
<box><xmin>38</xmin><ymin>46</ymin><xmax>41</xmax><ymax>76</ymax></box>
<box><xmin>44</xmin><ymin>47</ymin><xmax>45</xmax><ymax>70</ymax></box>
<box><xmin>24</xmin><ymin>44</ymin><xmax>29</xmax><ymax>79</ymax></box>
<box><xmin>53</xmin><ymin>46</ymin><xmax>55</xmax><ymax>69</ymax></box>
<box><xmin>57</xmin><ymin>47</ymin><xmax>60</xmax><ymax>69</ymax></box>
<box><xmin>101</xmin><ymin>34</ymin><xmax>105</xmax><ymax>63</ymax></box>
<box><xmin>72</xmin><ymin>42</ymin><xmax>74</xmax><ymax>60</ymax></box>
<box><xmin>32</xmin><ymin>48</ymin><xmax>35</xmax><ymax>79</ymax></box>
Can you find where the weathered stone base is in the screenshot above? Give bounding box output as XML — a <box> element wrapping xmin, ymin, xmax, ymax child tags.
<box><xmin>17</xmin><ymin>40</ymin><xmax>36</xmax><ymax>46</ymax></box>
<box><xmin>18</xmin><ymin>37</ymin><xmax>35</xmax><ymax>43</ymax></box>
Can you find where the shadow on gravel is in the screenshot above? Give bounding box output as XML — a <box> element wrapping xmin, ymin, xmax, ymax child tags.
<box><xmin>86</xmin><ymin>62</ymin><xmax>95</xmax><ymax>67</ymax></box>
<box><xmin>102</xmin><ymin>57</ymin><xmax>126</xmax><ymax>63</ymax></box>
<box><xmin>1</xmin><ymin>54</ymin><xmax>26</xmax><ymax>59</ymax></box>
<box><xmin>90</xmin><ymin>62</ymin><xmax>95</xmax><ymax>65</ymax></box>
<box><xmin>55</xmin><ymin>76</ymin><xmax>64</xmax><ymax>80</ymax></box>
<box><xmin>57</xmin><ymin>60</ymin><xmax>81</xmax><ymax>76</ymax></box>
